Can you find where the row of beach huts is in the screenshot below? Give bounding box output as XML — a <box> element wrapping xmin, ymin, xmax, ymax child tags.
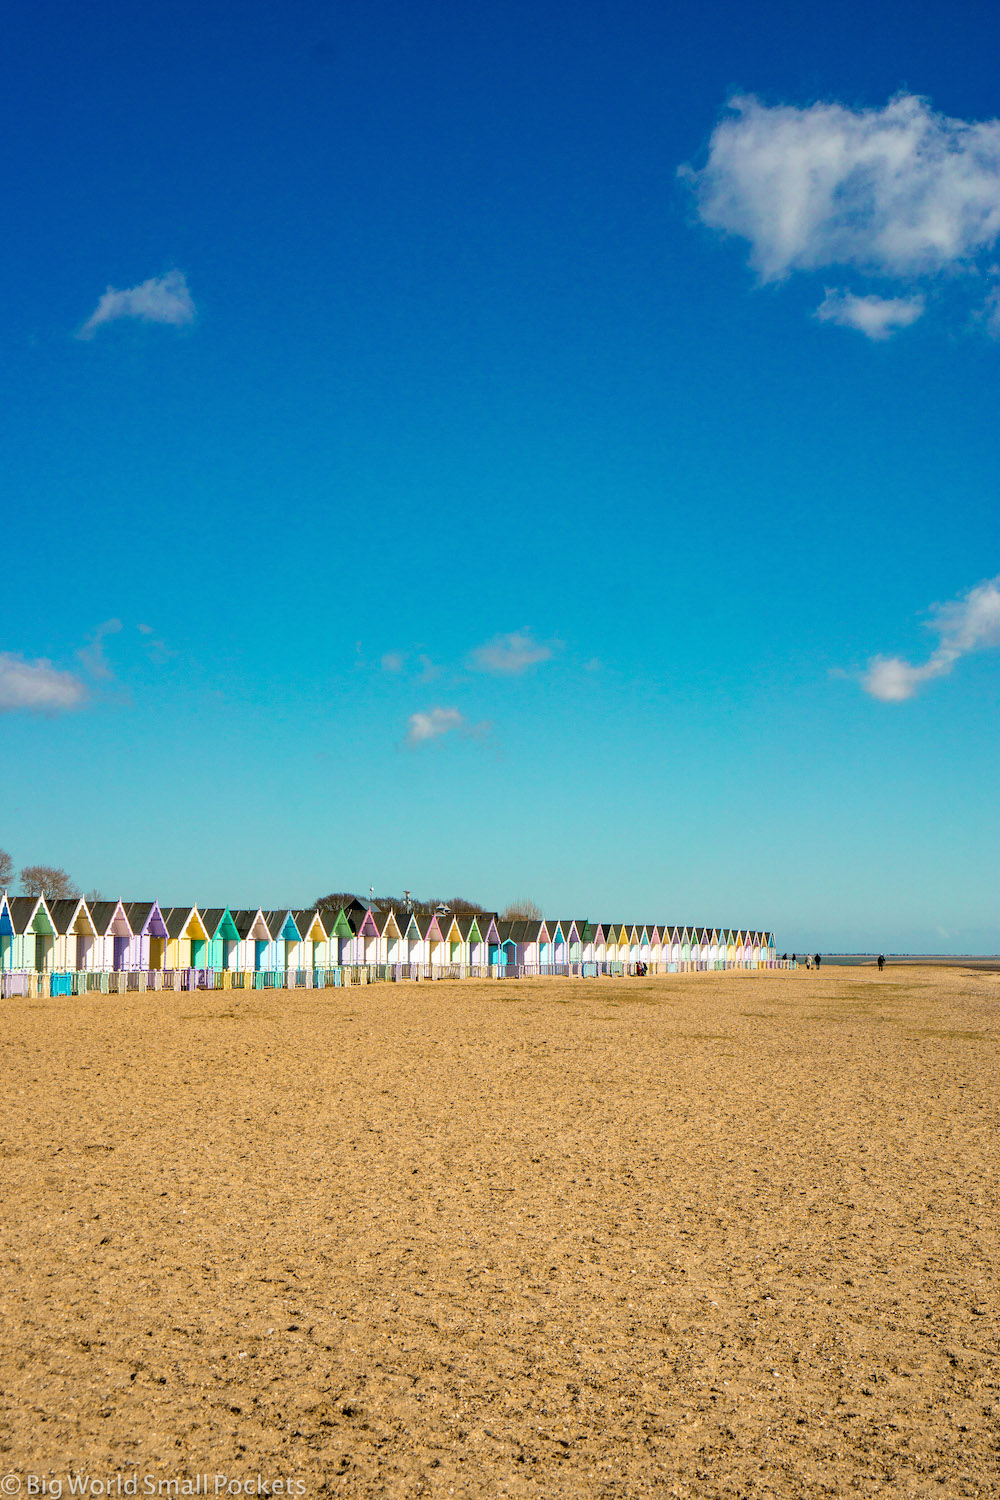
<box><xmin>0</xmin><ymin>890</ymin><xmax>781</xmax><ymax>997</ymax></box>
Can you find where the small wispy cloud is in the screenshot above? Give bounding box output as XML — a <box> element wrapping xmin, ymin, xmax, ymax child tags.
<box><xmin>683</xmin><ymin>93</ymin><xmax>1000</xmax><ymax>335</ymax></box>
<box><xmin>138</xmin><ymin>623</ymin><xmax>172</xmax><ymax>664</ymax></box>
<box><xmin>815</xmin><ymin>290</ymin><xmax>925</xmax><ymax>340</ymax></box>
<box><xmin>381</xmin><ymin>651</ymin><xmax>405</xmax><ymax>673</ymax></box>
<box><xmin>405</xmin><ymin>707</ymin><xmax>491</xmax><ymax>747</ymax></box>
<box><xmin>77</xmin><ymin>618</ymin><xmax>122</xmax><ymax>680</ymax></box>
<box><xmin>468</xmin><ymin>629</ymin><xmax>556</xmax><ymax>676</ymax></box>
<box><xmin>78</xmin><ymin>270</ymin><xmax>196</xmax><ymax>339</ymax></box>
<box><xmin>859</xmin><ymin>574</ymin><xmax>1000</xmax><ymax>700</ymax></box>
<box><xmin>0</xmin><ymin>653</ymin><xmax>88</xmax><ymax>713</ymax></box>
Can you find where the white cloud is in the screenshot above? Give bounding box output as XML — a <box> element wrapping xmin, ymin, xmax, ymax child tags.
<box><xmin>381</xmin><ymin>651</ymin><xmax>405</xmax><ymax>673</ymax></box>
<box><xmin>860</xmin><ymin>574</ymin><xmax>1000</xmax><ymax>700</ymax></box>
<box><xmin>77</xmin><ymin>618</ymin><xmax>122</xmax><ymax>680</ymax></box>
<box><xmin>815</xmin><ymin>289</ymin><xmax>925</xmax><ymax>339</ymax></box>
<box><xmin>406</xmin><ymin>707</ymin><xmax>465</xmax><ymax>745</ymax></box>
<box><xmin>79</xmin><ymin>270</ymin><xmax>195</xmax><ymax>339</ymax></box>
<box><xmin>405</xmin><ymin>707</ymin><xmax>491</xmax><ymax>746</ymax></box>
<box><xmin>468</xmin><ymin>630</ymin><xmax>555</xmax><ymax>675</ymax></box>
<box><xmin>0</xmin><ymin>653</ymin><xmax>88</xmax><ymax>712</ymax></box>
<box><xmin>686</xmin><ymin>94</ymin><xmax>1000</xmax><ymax>281</ymax></box>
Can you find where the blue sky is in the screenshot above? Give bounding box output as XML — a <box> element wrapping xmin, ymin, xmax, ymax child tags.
<box><xmin>2</xmin><ymin>0</ymin><xmax>999</xmax><ymax>951</ymax></box>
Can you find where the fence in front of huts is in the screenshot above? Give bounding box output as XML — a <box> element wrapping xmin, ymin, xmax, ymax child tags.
<box><xmin>0</xmin><ymin>956</ymin><xmax>796</xmax><ymax>999</ymax></box>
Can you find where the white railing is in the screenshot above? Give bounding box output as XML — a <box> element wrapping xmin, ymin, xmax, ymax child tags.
<box><xmin>0</xmin><ymin>956</ymin><xmax>793</xmax><ymax>999</ymax></box>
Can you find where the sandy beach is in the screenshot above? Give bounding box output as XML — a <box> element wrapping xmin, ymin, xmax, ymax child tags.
<box><xmin>2</xmin><ymin>965</ymin><xmax>998</xmax><ymax>1498</ymax></box>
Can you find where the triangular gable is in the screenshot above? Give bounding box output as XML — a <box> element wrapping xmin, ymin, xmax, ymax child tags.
<box><xmin>628</xmin><ymin>925</ymin><xmax>640</xmax><ymax>944</ymax></box>
<box><xmin>124</xmin><ymin>901</ymin><xmax>168</xmax><ymax>938</ymax></box>
<box><xmin>551</xmin><ymin>921</ymin><xmax>566</xmax><ymax>943</ymax></box>
<box><xmin>233</xmin><ymin>908</ymin><xmax>272</xmax><ymax>941</ymax></box>
<box><xmin>213</xmin><ymin>907</ymin><xmax>240</xmax><ymax>941</ymax></box>
<box><xmin>185</xmin><ymin>906</ymin><xmax>209</xmax><ymax>941</ymax></box>
<box><xmin>48</xmin><ymin>897</ymin><xmax>97</xmax><ymax>937</ymax></box>
<box><xmin>403</xmin><ymin>913</ymin><xmax>421</xmax><ymax>940</ymax></box>
<box><xmin>380</xmin><ymin>910</ymin><xmax>402</xmax><ymax>940</ymax></box>
<box><xmin>357</xmin><ymin>909</ymin><xmax>380</xmax><ymax>938</ymax></box>
<box><xmin>648</xmin><ymin>925</ymin><xmax>660</xmax><ymax>945</ymax></box>
<box><xmin>7</xmin><ymin>895</ymin><xmax>55</xmax><ymax>935</ymax></box>
<box><xmin>591</xmin><ymin>923</ymin><xmax>605</xmax><ymax>945</ymax></box>
<box><xmin>440</xmin><ymin>914</ymin><xmax>462</xmax><ymax>943</ymax></box>
<box><xmin>89</xmin><ymin>900</ymin><xmax>133</xmax><ymax>938</ymax></box>
<box><xmin>424</xmin><ymin>914</ymin><xmax>444</xmax><ymax>943</ymax></box>
<box><xmin>482</xmin><ymin>916</ymin><xmax>501</xmax><ymax>944</ymax></box>
<box><xmin>325</xmin><ymin>907</ymin><xmax>354</xmax><ymax>940</ymax></box>
<box><xmin>537</xmin><ymin>921</ymin><xmax>551</xmax><ymax>943</ymax></box>
<box><xmin>297</xmin><ymin>911</ymin><xmax>328</xmax><ymax>942</ymax></box>
<box><xmin>617</xmin><ymin>924</ymin><xmax>629</xmax><ymax>945</ymax></box>
<box><xmin>0</xmin><ymin>892</ymin><xmax>13</xmax><ymax>937</ymax></box>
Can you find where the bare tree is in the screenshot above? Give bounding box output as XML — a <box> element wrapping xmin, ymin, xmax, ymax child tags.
<box><xmin>19</xmin><ymin>865</ymin><xmax>80</xmax><ymax>899</ymax></box>
<box><xmin>501</xmin><ymin>897</ymin><xmax>542</xmax><ymax>921</ymax></box>
<box><xmin>84</xmin><ymin>888</ymin><xmax>103</xmax><ymax>903</ymax></box>
<box><xmin>0</xmin><ymin>847</ymin><xmax>13</xmax><ymax>888</ymax></box>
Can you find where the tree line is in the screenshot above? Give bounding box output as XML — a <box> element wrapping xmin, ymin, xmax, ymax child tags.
<box><xmin>313</xmin><ymin>890</ymin><xmax>542</xmax><ymax>920</ymax></box>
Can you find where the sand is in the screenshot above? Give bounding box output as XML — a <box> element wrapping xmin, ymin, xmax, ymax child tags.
<box><xmin>1</xmin><ymin>966</ymin><xmax>998</xmax><ymax>1498</ymax></box>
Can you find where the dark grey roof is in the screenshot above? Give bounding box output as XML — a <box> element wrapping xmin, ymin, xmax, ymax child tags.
<box><xmin>88</xmin><ymin>901</ymin><xmax>130</xmax><ymax>935</ymax></box>
<box><xmin>47</xmin><ymin>897</ymin><xmax>87</xmax><ymax>932</ymax></box>
<box><xmin>7</xmin><ymin>896</ymin><xmax>44</xmax><ymax>932</ymax></box>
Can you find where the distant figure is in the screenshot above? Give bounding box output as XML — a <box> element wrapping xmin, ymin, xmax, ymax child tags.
<box><xmin>814</xmin><ymin>953</ymin><xmax>821</xmax><ymax>969</ymax></box>
<box><xmin>791</xmin><ymin>953</ymin><xmax>797</xmax><ymax>966</ymax></box>
<box><xmin>804</xmin><ymin>954</ymin><xmax>811</xmax><ymax>969</ymax></box>
<box><xmin>877</xmin><ymin>954</ymin><xmax>885</xmax><ymax>972</ymax></box>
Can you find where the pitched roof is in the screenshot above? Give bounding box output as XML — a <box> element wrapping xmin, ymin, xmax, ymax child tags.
<box><xmin>88</xmin><ymin>900</ymin><xmax>132</xmax><ymax>936</ymax></box>
<box><xmin>47</xmin><ymin>897</ymin><xmax>96</xmax><ymax>935</ymax></box>
<box><xmin>7</xmin><ymin>895</ymin><xmax>54</xmax><ymax>934</ymax></box>
<box><xmin>231</xmin><ymin>908</ymin><xmax>272</xmax><ymax>940</ymax></box>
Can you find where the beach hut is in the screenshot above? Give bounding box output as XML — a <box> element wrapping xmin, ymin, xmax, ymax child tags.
<box><xmin>550</xmin><ymin>922</ymin><xmax>568</xmax><ymax>968</ymax></box>
<box><xmin>122</xmin><ymin>902</ymin><xmax>169</xmax><ymax>970</ymax></box>
<box><xmin>163</xmin><ymin>906</ymin><xmax>209</xmax><ymax>970</ymax></box>
<box><xmin>591</xmin><ymin>923</ymin><xmax>606</xmax><ymax>965</ymax></box>
<box><xmin>493</xmin><ymin>919</ymin><xmax>518</xmax><ymax>971</ymax></box>
<box><xmin>201</xmin><ymin>908</ymin><xmax>241</xmax><ymax>970</ymax></box>
<box><xmin>293</xmin><ymin>910</ymin><xmax>329</xmax><ymax>969</ymax></box>
<box><xmin>261</xmin><ymin>910</ymin><xmax>302</xmax><ymax>971</ymax></box>
<box><xmin>349</xmin><ymin>905</ymin><xmax>382</xmax><ymax>965</ymax></box>
<box><xmin>514</xmin><ymin>919</ymin><xmax>547</xmax><ymax>970</ymax></box>
<box><xmin>437</xmin><ymin>913</ymin><xmax>463</xmax><ymax>968</ymax></box>
<box><xmin>7</xmin><ymin>895</ymin><xmax>56</xmax><ymax>972</ymax></box>
<box><xmin>0</xmin><ymin>892</ymin><xmax>14</xmax><ymax>970</ymax></box>
<box><xmin>232</xmin><ymin>909</ymin><xmax>273</xmax><ymax>971</ymax></box>
<box><xmin>378</xmin><ymin>909</ymin><xmax>403</xmax><ymax>966</ymax></box>
<box><xmin>397</xmin><ymin>912</ymin><xmax>421</xmax><ymax>968</ymax></box>
<box><xmin>458</xmin><ymin>913</ymin><xmax>486</xmax><ymax>969</ymax></box>
<box><xmin>482</xmin><ymin>915</ymin><xmax>503</xmax><ymax>967</ymax></box>
<box><xmin>88</xmin><ymin>901</ymin><xmax>135</xmax><ymax>971</ymax></box>
<box><xmin>318</xmin><ymin>906</ymin><xmax>354</xmax><ymax>965</ymax></box>
<box><xmin>49</xmin><ymin>897</ymin><xmax>98</xmax><ymax>971</ymax></box>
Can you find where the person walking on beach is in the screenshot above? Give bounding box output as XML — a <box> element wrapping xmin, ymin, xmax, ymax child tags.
<box><xmin>814</xmin><ymin>953</ymin><xmax>821</xmax><ymax>969</ymax></box>
<box><xmin>877</xmin><ymin>954</ymin><xmax>885</xmax><ymax>972</ymax></box>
